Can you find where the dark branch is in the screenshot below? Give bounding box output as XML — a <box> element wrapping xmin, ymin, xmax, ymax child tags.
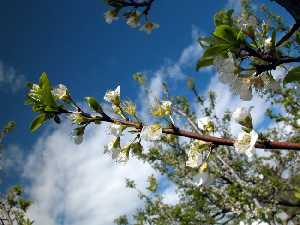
<box><xmin>272</xmin><ymin>0</ymin><xmax>300</xmax><ymax>22</ymax></box>
<box><xmin>276</xmin><ymin>23</ymin><xmax>300</xmax><ymax>47</ymax></box>
<box><xmin>95</xmin><ymin>115</ymin><xmax>300</xmax><ymax>151</ymax></box>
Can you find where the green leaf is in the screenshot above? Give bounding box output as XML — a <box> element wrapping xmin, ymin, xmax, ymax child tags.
<box><xmin>85</xmin><ymin>96</ymin><xmax>103</xmax><ymax>114</ymax></box>
<box><xmin>39</xmin><ymin>72</ymin><xmax>56</xmax><ymax>107</ymax></box>
<box><xmin>213</xmin><ymin>25</ymin><xmax>238</xmax><ymax>44</ymax></box>
<box><xmin>30</xmin><ymin>114</ymin><xmax>47</xmax><ymax>132</ymax></box>
<box><xmin>196</xmin><ymin>57</ymin><xmax>214</xmax><ymax>70</ymax></box>
<box><xmin>202</xmin><ymin>44</ymin><xmax>230</xmax><ymax>58</ymax></box>
<box><xmin>214</xmin><ymin>9</ymin><xmax>234</xmax><ymax>26</ymax></box>
<box><xmin>283</xmin><ymin>66</ymin><xmax>300</xmax><ymax>84</ymax></box>
<box><xmin>271</xmin><ymin>30</ymin><xmax>276</xmax><ymax>53</ymax></box>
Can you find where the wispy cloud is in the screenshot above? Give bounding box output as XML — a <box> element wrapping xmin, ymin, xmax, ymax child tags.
<box><xmin>145</xmin><ymin>26</ymin><xmax>203</xmax><ymax>105</ymax></box>
<box><xmin>0</xmin><ymin>61</ymin><xmax>26</xmax><ymax>93</ymax></box>
<box><xmin>24</xmin><ymin>124</ymin><xmax>156</xmax><ymax>225</ymax></box>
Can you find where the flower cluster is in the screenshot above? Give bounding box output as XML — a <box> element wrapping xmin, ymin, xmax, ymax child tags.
<box><xmin>232</xmin><ymin>107</ymin><xmax>258</xmax><ymax>158</ymax></box>
<box><xmin>214</xmin><ymin>54</ymin><xmax>280</xmax><ymax>101</ymax></box>
<box><xmin>104</xmin><ymin>9</ymin><xmax>159</xmax><ymax>34</ymax></box>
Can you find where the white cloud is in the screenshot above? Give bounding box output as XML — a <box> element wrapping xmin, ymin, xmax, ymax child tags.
<box><xmin>0</xmin><ymin>61</ymin><xmax>26</xmax><ymax>92</ymax></box>
<box><xmin>24</xmin><ymin>124</ymin><xmax>156</xmax><ymax>225</ymax></box>
<box><xmin>145</xmin><ymin>26</ymin><xmax>203</xmax><ymax>105</ymax></box>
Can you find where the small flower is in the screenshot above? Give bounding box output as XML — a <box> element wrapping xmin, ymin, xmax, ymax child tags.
<box><xmin>68</xmin><ymin>112</ymin><xmax>87</xmax><ymax>125</ymax></box>
<box><xmin>234</xmin><ymin>130</ymin><xmax>258</xmax><ymax>158</ymax></box>
<box><xmin>199</xmin><ymin>162</ymin><xmax>208</xmax><ymax>172</ymax></box>
<box><xmin>108</xmin><ymin>124</ymin><xmax>123</xmax><ymax>136</ymax></box>
<box><xmin>124</xmin><ymin>101</ymin><xmax>136</xmax><ymax>115</ymax></box>
<box><xmin>104</xmin><ymin>10</ymin><xmax>119</xmax><ymax>24</ymax></box>
<box><xmin>140</xmin><ymin>21</ymin><xmax>160</xmax><ymax>34</ymax></box>
<box><xmin>186</xmin><ymin>140</ymin><xmax>208</xmax><ymax>168</ymax></box>
<box><xmin>152</xmin><ymin>101</ymin><xmax>172</xmax><ymax>117</ymax></box>
<box><xmin>117</xmin><ymin>145</ymin><xmax>131</xmax><ymax>162</ymax></box>
<box><xmin>30</xmin><ymin>84</ymin><xmax>40</xmax><ymax>92</ymax></box>
<box><xmin>141</xmin><ymin>124</ymin><xmax>162</xmax><ymax>141</ymax></box>
<box><xmin>161</xmin><ymin>101</ymin><xmax>172</xmax><ymax>115</ymax></box>
<box><xmin>264</xmin><ymin>37</ymin><xmax>272</xmax><ymax>51</ymax></box>
<box><xmin>104</xmin><ymin>85</ymin><xmax>120</xmax><ymax>105</ymax></box>
<box><xmin>28</xmin><ymin>84</ymin><xmax>41</xmax><ymax>101</ymax></box>
<box><xmin>186</xmin><ymin>150</ymin><xmax>202</xmax><ymax>168</ymax></box>
<box><xmin>197</xmin><ymin>117</ymin><xmax>214</xmax><ymax>133</ymax></box>
<box><xmin>193</xmin><ymin>171</ymin><xmax>209</xmax><ymax>186</ymax></box>
<box><xmin>126</xmin><ymin>11</ymin><xmax>141</xmax><ymax>28</ymax></box>
<box><xmin>108</xmin><ymin>137</ymin><xmax>121</xmax><ymax>159</ymax></box>
<box><xmin>52</xmin><ymin>84</ymin><xmax>70</xmax><ymax>100</ymax></box>
<box><xmin>232</xmin><ymin>107</ymin><xmax>252</xmax><ymax>129</ymax></box>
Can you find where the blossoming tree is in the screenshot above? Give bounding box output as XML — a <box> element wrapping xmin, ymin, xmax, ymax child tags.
<box><xmin>25</xmin><ymin>0</ymin><xmax>300</xmax><ymax>224</ymax></box>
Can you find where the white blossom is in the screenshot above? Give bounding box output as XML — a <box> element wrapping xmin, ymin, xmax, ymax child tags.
<box><xmin>193</xmin><ymin>172</ymin><xmax>209</xmax><ymax>186</ymax></box>
<box><xmin>108</xmin><ymin>124</ymin><xmax>123</xmax><ymax>136</ymax></box>
<box><xmin>232</xmin><ymin>107</ymin><xmax>252</xmax><ymax>128</ymax></box>
<box><xmin>297</xmin><ymin>119</ymin><xmax>300</xmax><ymax>127</ymax></box>
<box><xmin>234</xmin><ymin>130</ymin><xmax>258</xmax><ymax>158</ymax></box>
<box><xmin>192</xmin><ymin>163</ymin><xmax>211</xmax><ymax>187</ymax></box>
<box><xmin>161</xmin><ymin>101</ymin><xmax>172</xmax><ymax>115</ymax></box>
<box><xmin>51</xmin><ymin>84</ymin><xmax>69</xmax><ymax>100</ymax></box>
<box><xmin>186</xmin><ymin>140</ymin><xmax>208</xmax><ymax>168</ymax></box>
<box><xmin>197</xmin><ymin>117</ymin><xmax>214</xmax><ymax>133</ymax></box>
<box><xmin>186</xmin><ymin>150</ymin><xmax>202</xmax><ymax>168</ymax></box>
<box><xmin>104</xmin><ymin>85</ymin><xmax>120</xmax><ymax>105</ymax></box>
<box><xmin>264</xmin><ymin>37</ymin><xmax>272</xmax><ymax>51</ymax></box>
<box><xmin>104</xmin><ymin>10</ymin><xmax>118</xmax><ymax>24</ymax></box>
<box><xmin>68</xmin><ymin>112</ymin><xmax>86</xmax><ymax>125</ymax></box>
<box><xmin>141</xmin><ymin>124</ymin><xmax>162</xmax><ymax>141</ymax></box>
<box><xmin>126</xmin><ymin>11</ymin><xmax>141</xmax><ymax>28</ymax></box>
<box><xmin>108</xmin><ymin>137</ymin><xmax>121</xmax><ymax>160</ymax></box>
<box><xmin>140</xmin><ymin>21</ymin><xmax>160</xmax><ymax>34</ymax></box>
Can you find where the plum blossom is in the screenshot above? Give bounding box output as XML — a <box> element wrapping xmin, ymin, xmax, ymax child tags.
<box><xmin>192</xmin><ymin>163</ymin><xmax>210</xmax><ymax>186</ymax></box>
<box><xmin>104</xmin><ymin>10</ymin><xmax>119</xmax><ymax>24</ymax></box>
<box><xmin>126</xmin><ymin>11</ymin><xmax>141</xmax><ymax>28</ymax></box>
<box><xmin>140</xmin><ymin>21</ymin><xmax>160</xmax><ymax>34</ymax></box>
<box><xmin>197</xmin><ymin>117</ymin><xmax>214</xmax><ymax>133</ymax></box>
<box><xmin>108</xmin><ymin>124</ymin><xmax>123</xmax><ymax>137</ymax></box>
<box><xmin>141</xmin><ymin>124</ymin><xmax>163</xmax><ymax>141</ymax></box>
<box><xmin>104</xmin><ymin>85</ymin><xmax>120</xmax><ymax>105</ymax></box>
<box><xmin>234</xmin><ymin>130</ymin><xmax>258</xmax><ymax>158</ymax></box>
<box><xmin>51</xmin><ymin>84</ymin><xmax>69</xmax><ymax>100</ymax></box>
<box><xmin>232</xmin><ymin>107</ymin><xmax>252</xmax><ymax>128</ymax></box>
<box><xmin>264</xmin><ymin>37</ymin><xmax>272</xmax><ymax>51</ymax></box>
<box><xmin>186</xmin><ymin>140</ymin><xmax>208</xmax><ymax>168</ymax></box>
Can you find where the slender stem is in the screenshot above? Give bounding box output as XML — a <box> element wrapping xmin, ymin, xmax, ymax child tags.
<box><xmin>276</xmin><ymin>23</ymin><xmax>300</xmax><ymax>47</ymax></box>
<box><xmin>89</xmin><ymin>113</ymin><xmax>300</xmax><ymax>150</ymax></box>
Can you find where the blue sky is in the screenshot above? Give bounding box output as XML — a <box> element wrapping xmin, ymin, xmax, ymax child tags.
<box><xmin>0</xmin><ymin>0</ymin><xmax>294</xmax><ymax>224</ymax></box>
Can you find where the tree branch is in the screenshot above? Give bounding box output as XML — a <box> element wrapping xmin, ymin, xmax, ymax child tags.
<box><xmin>276</xmin><ymin>22</ymin><xmax>300</xmax><ymax>47</ymax></box>
<box><xmin>94</xmin><ymin>114</ymin><xmax>300</xmax><ymax>151</ymax></box>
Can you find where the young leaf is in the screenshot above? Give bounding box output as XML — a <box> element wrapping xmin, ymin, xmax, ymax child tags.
<box><xmin>85</xmin><ymin>96</ymin><xmax>103</xmax><ymax>114</ymax></box>
<box><xmin>213</xmin><ymin>25</ymin><xmax>238</xmax><ymax>44</ymax></box>
<box><xmin>30</xmin><ymin>113</ymin><xmax>47</xmax><ymax>132</ymax></box>
<box><xmin>196</xmin><ymin>57</ymin><xmax>214</xmax><ymax>70</ymax></box>
<box><xmin>39</xmin><ymin>72</ymin><xmax>56</xmax><ymax>107</ymax></box>
<box><xmin>283</xmin><ymin>66</ymin><xmax>300</xmax><ymax>84</ymax></box>
<box><xmin>202</xmin><ymin>44</ymin><xmax>230</xmax><ymax>58</ymax></box>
